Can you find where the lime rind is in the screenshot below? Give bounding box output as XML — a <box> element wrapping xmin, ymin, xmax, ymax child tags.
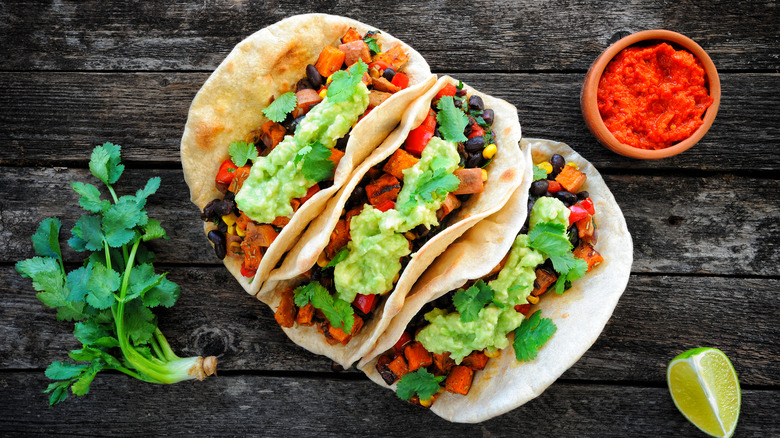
<box><xmin>667</xmin><ymin>348</ymin><xmax>741</xmax><ymax>438</ymax></box>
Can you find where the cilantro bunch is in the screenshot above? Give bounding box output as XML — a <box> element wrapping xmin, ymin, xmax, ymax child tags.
<box><xmin>15</xmin><ymin>143</ymin><xmax>216</xmax><ymax>406</ymax></box>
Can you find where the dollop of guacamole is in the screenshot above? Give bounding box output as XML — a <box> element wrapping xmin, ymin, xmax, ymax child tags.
<box><xmin>333</xmin><ymin>137</ymin><xmax>461</xmax><ymax>302</ymax></box>
<box><xmin>529</xmin><ymin>196</ymin><xmax>569</xmax><ymax>230</ymax></box>
<box><xmin>235</xmin><ymin>84</ymin><xmax>369</xmax><ymax>223</ymax></box>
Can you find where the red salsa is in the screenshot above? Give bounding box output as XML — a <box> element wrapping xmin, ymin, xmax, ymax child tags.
<box><xmin>597</xmin><ymin>42</ymin><xmax>713</xmax><ymax>150</ymax></box>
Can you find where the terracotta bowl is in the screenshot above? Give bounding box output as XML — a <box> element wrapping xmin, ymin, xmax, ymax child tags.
<box><xmin>581</xmin><ymin>30</ymin><xmax>720</xmax><ymax>159</ymax></box>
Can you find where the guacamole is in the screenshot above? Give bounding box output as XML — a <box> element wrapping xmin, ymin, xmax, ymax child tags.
<box><xmin>416</xmin><ymin>235</ymin><xmax>545</xmax><ymax>363</ymax></box>
<box><xmin>235</xmin><ymin>84</ymin><xmax>369</xmax><ymax>223</ymax></box>
<box><xmin>333</xmin><ymin>137</ymin><xmax>461</xmax><ymax>302</ymax></box>
<box><xmin>529</xmin><ymin>196</ymin><xmax>569</xmax><ymax>230</ymax></box>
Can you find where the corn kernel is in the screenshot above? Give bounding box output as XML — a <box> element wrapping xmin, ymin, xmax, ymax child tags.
<box><xmin>527</xmin><ymin>295</ymin><xmax>540</xmax><ymax>305</ymax></box>
<box><xmin>419</xmin><ymin>396</ymin><xmax>434</xmax><ymax>408</ymax></box>
<box><xmin>227</xmin><ymin>224</ymin><xmax>236</xmax><ymax>236</ymax></box>
<box><xmin>222</xmin><ymin>213</ymin><xmax>238</xmax><ymax>227</ymax></box>
<box><xmin>327</xmin><ymin>75</ymin><xmax>334</xmax><ymax>84</ymax></box>
<box><xmin>482</xmin><ymin>144</ymin><xmax>497</xmax><ymax>160</ymax></box>
<box><xmin>316</xmin><ymin>251</ymin><xmax>330</xmax><ymax>268</ymax></box>
<box><xmin>481</xmin><ymin>168</ymin><xmax>488</xmax><ymax>181</ymax></box>
<box><xmin>538</xmin><ymin>162</ymin><xmax>553</xmax><ymax>174</ymax></box>
<box><xmin>566</xmin><ymin>162</ymin><xmax>579</xmax><ymax>170</ymax></box>
<box><xmin>318</xmin><ymin>88</ymin><xmax>328</xmax><ymax>99</ymax></box>
<box><xmin>484</xmin><ymin>349</ymin><xmax>501</xmax><ymax>358</ymax></box>
<box><xmin>236</xmin><ymin>226</ymin><xmax>246</xmax><ymax>237</ymax></box>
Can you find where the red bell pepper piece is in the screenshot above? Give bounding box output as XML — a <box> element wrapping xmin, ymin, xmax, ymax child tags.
<box><xmin>390</xmin><ymin>72</ymin><xmax>409</xmax><ymax>89</ymax></box>
<box><xmin>215</xmin><ymin>159</ymin><xmax>238</xmax><ymax>185</ymax></box>
<box><xmin>353</xmin><ymin>293</ymin><xmax>378</xmax><ymax>315</ymax></box>
<box><xmin>546</xmin><ymin>180</ymin><xmax>562</xmax><ymax>193</ymax></box>
<box><xmin>578</xmin><ymin>197</ymin><xmax>595</xmax><ymax>215</ymax></box>
<box><xmin>393</xmin><ymin>331</ymin><xmax>413</xmax><ymax>353</ymax></box>
<box><xmin>433</xmin><ymin>83</ymin><xmax>457</xmax><ymax>102</ymax></box>
<box><xmin>240</xmin><ymin>266</ymin><xmax>257</xmax><ymax>278</ymax></box>
<box><xmin>421</xmin><ymin>110</ymin><xmax>437</xmax><ymax>130</ymax></box>
<box><xmin>357</xmin><ymin>107</ymin><xmax>374</xmax><ymax>123</ymax></box>
<box><xmin>368</xmin><ymin>61</ymin><xmax>393</xmax><ymax>72</ymax></box>
<box><xmin>374</xmin><ymin>199</ymin><xmax>395</xmax><ymax>212</ymax></box>
<box><xmin>300</xmin><ymin>183</ymin><xmax>320</xmax><ymax>205</ymax></box>
<box><xmin>514</xmin><ymin>304</ymin><xmax>531</xmax><ymax>315</ymax></box>
<box><xmin>568</xmin><ymin>204</ymin><xmax>590</xmax><ymax>225</ymax></box>
<box><xmin>467</xmin><ymin>124</ymin><xmax>485</xmax><ymax>139</ymax></box>
<box><xmin>405</xmin><ymin>126</ymin><xmax>434</xmax><ymax>156</ymax></box>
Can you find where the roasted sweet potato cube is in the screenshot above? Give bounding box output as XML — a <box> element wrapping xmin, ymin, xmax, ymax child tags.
<box><xmin>433</xmin><ymin>352</ymin><xmax>456</xmax><ymax>374</ymax></box>
<box><xmin>244</xmin><ymin>223</ymin><xmax>279</xmax><ymax>248</ymax></box>
<box><xmin>294</xmin><ymin>303</ymin><xmax>315</xmax><ymax>326</ymax></box>
<box><xmin>376</xmin><ymin>353</ymin><xmax>398</xmax><ymax>385</ymax></box>
<box><xmin>404</xmin><ymin>342</ymin><xmax>433</xmax><ymax>371</ymax></box>
<box><xmin>341</xmin><ymin>27</ymin><xmax>362</xmax><ymax>44</ymax></box>
<box><xmin>366</xmin><ymin>173</ymin><xmax>401</xmax><ymax>206</ymax></box>
<box><xmin>531</xmin><ymin>268</ymin><xmax>558</xmax><ymax>296</ymax></box>
<box><xmin>436</xmin><ymin>192</ymin><xmax>462</xmax><ymax>221</ymax></box>
<box><xmin>368</xmin><ymin>90</ymin><xmax>392</xmax><ymax>108</ymax></box>
<box><xmin>573</xmin><ymin>242</ymin><xmax>603</xmax><ymax>271</ymax></box>
<box><xmin>371</xmin><ymin>76</ymin><xmax>401</xmax><ymax>94</ymax></box>
<box><xmin>387</xmin><ymin>355</ymin><xmax>409</xmax><ymax>379</ymax></box>
<box><xmin>329</xmin><ymin>147</ymin><xmax>345</xmax><ymax>169</ymax></box>
<box><xmin>325</xmin><ymin>219</ymin><xmax>350</xmax><ymax>259</ymax></box>
<box><xmin>293</xmin><ymin>88</ymin><xmax>323</xmax><ymax>118</ymax></box>
<box><xmin>261</xmin><ymin>120</ymin><xmax>286</xmax><ymax>150</ymax></box>
<box><xmin>240</xmin><ymin>240</ymin><xmax>263</xmax><ymax>270</ymax></box>
<box><xmin>328</xmin><ymin>315</ymin><xmax>364</xmax><ymax>345</ymax></box>
<box><xmin>338</xmin><ymin>40</ymin><xmax>371</xmax><ymax>67</ymax></box>
<box><xmin>445</xmin><ymin>365</ymin><xmax>474</xmax><ymax>395</ymax></box>
<box><xmin>314</xmin><ymin>45</ymin><xmax>346</xmax><ymax>77</ymax></box>
<box><xmin>372</xmin><ymin>45</ymin><xmax>409</xmax><ymax>70</ymax></box>
<box><xmin>555</xmin><ymin>165</ymin><xmax>587</xmax><ymax>193</ymax></box>
<box><xmin>228</xmin><ymin>166</ymin><xmax>251</xmax><ymax>193</ymax></box>
<box><xmin>271</xmin><ymin>215</ymin><xmax>290</xmax><ymax>228</ymax></box>
<box><xmin>453</xmin><ymin>168</ymin><xmax>485</xmax><ymax>195</ymax></box>
<box><xmin>383</xmin><ymin>149</ymin><xmax>419</xmax><ymax>180</ymax></box>
<box><xmin>274</xmin><ymin>288</ymin><xmax>296</xmax><ymax>328</ymax></box>
<box><xmin>461</xmin><ymin>351</ymin><xmax>489</xmax><ymax>371</ymax></box>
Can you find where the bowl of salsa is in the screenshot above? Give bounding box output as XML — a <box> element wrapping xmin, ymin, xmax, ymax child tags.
<box><xmin>581</xmin><ymin>30</ymin><xmax>720</xmax><ymax>159</ymax></box>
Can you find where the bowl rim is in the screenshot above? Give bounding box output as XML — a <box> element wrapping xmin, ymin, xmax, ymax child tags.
<box><xmin>581</xmin><ymin>29</ymin><xmax>721</xmax><ymax>159</ymax></box>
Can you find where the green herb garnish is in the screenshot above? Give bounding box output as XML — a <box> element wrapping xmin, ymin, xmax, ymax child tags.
<box><xmin>363</xmin><ymin>30</ymin><xmax>381</xmax><ymax>54</ymax></box>
<box><xmin>262</xmin><ymin>91</ymin><xmax>297</xmax><ymax>123</ymax></box>
<box><xmin>532</xmin><ymin>164</ymin><xmax>549</xmax><ymax>181</ymax></box>
<box><xmin>436</xmin><ymin>96</ymin><xmax>469</xmax><ymax>143</ymax></box>
<box><xmin>294</xmin><ymin>141</ymin><xmax>335</xmax><ymax>182</ymax></box>
<box><xmin>294</xmin><ymin>281</ymin><xmax>355</xmax><ymax>332</ymax></box>
<box><xmin>453</xmin><ymin>280</ymin><xmax>495</xmax><ymax>323</ymax></box>
<box><xmin>396</xmin><ymin>368</ymin><xmax>444</xmax><ymax>401</ymax></box>
<box><xmin>513</xmin><ymin>310</ymin><xmax>557</xmax><ymax>362</ymax></box>
<box><xmin>528</xmin><ymin>222</ymin><xmax>588</xmax><ymax>294</ymax></box>
<box><xmin>327</xmin><ymin>60</ymin><xmax>369</xmax><ymax>103</ymax></box>
<box><xmin>325</xmin><ymin>247</ymin><xmax>349</xmax><ymax>268</ymax></box>
<box><xmin>229</xmin><ymin>141</ymin><xmax>259</xmax><ymax>167</ymax></box>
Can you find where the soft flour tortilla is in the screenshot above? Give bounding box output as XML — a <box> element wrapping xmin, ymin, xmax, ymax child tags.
<box><xmin>181</xmin><ymin>14</ymin><xmax>434</xmax><ymax>294</ymax></box>
<box><xmin>258</xmin><ymin>76</ymin><xmax>525</xmax><ymax>368</ymax></box>
<box><xmin>360</xmin><ymin>138</ymin><xmax>633</xmax><ymax>423</ymax></box>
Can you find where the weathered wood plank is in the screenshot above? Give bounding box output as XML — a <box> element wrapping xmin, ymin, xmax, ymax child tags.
<box><xmin>1</xmin><ymin>372</ymin><xmax>777</xmax><ymax>437</ymax></box>
<box><xmin>0</xmin><ymin>1</ymin><xmax>776</xmax><ymax>72</ymax></box>
<box><xmin>4</xmin><ymin>266</ymin><xmax>778</xmax><ymax>387</ymax></box>
<box><xmin>2</xmin><ymin>168</ymin><xmax>777</xmax><ymax>275</ymax></box>
<box><xmin>1</xmin><ymin>72</ymin><xmax>777</xmax><ymax>170</ymax></box>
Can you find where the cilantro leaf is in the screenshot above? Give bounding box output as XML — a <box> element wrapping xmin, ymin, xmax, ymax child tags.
<box><xmin>327</xmin><ymin>60</ymin><xmax>368</xmax><ymax>103</ymax></box>
<box><xmin>135</xmin><ymin>177</ymin><xmax>160</xmax><ymax>203</ymax></box>
<box><xmin>45</xmin><ymin>361</ymin><xmax>88</xmax><ymax>380</ymax></box>
<box><xmin>528</xmin><ymin>221</ymin><xmax>588</xmax><ymax>294</ymax></box>
<box><xmin>552</xmin><ymin>254</ymin><xmax>588</xmax><ymax>294</ymax></box>
<box><xmin>66</xmin><ymin>264</ymin><xmax>93</xmax><ymax>302</ymax></box>
<box><xmin>31</xmin><ymin>217</ymin><xmax>63</xmax><ymax>259</ymax></box>
<box><xmin>124</xmin><ymin>263</ymin><xmax>164</xmax><ymax>302</ymax></box>
<box><xmin>102</xmin><ymin>197</ymin><xmax>145</xmax><ymax>248</ymax></box>
<box><xmin>44</xmin><ymin>380</ymin><xmax>71</xmax><ymax>406</ymax></box>
<box><xmin>142</xmin><ymin>276</ymin><xmax>180</xmax><ymax>308</ymax></box>
<box><xmin>533</xmin><ymin>164</ymin><xmax>549</xmax><ymax>181</ymax></box>
<box><xmin>529</xmin><ymin>230</ymin><xmax>572</xmax><ymax>258</ymax></box>
<box><xmin>73</xmin><ymin>320</ymin><xmax>113</xmax><ymax>346</ymax></box>
<box><xmin>294</xmin><ymin>281</ymin><xmax>355</xmax><ymax>332</ymax></box>
<box><xmin>141</xmin><ymin>218</ymin><xmax>167</xmax><ymax>242</ymax></box>
<box><xmin>325</xmin><ymin>247</ymin><xmax>349</xmax><ymax>268</ymax></box>
<box><xmin>89</xmin><ymin>142</ymin><xmax>124</xmax><ymax>185</ymax></box>
<box><xmin>124</xmin><ymin>298</ymin><xmax>157</xmax><ymax>344</ymax></box>
<box><xmin>71</xmin><ymin>182</ymin><xmax>110</xmax><ymax>213</ymax></box>
<box><xmin>363</xmin><ymin>30</ymin><xmax>381</xmax><ymax>54</ymax></box>
<box><xmin>293</xmin><ymin>282</ymin><xmax>318</xmax><ymax>308</ymax></box>
<box><xmin>85</xmin><ymin>263</ymin><xmax>120</xmax><ymax>310</ymax></box>
<box><xmin>228</xmin><ymin>141</ymin><xmax>259</xmax><ymax>167</ymax></box>
<box><xmin>71</xmin><ymin>215</ymin><xmax>104</xmax><ymax>252</ymax></box>
<box><xmin>262</xmin><ymin>92</ymin><xmax>297</xmax><ymax>123</ymax></box>
<box><xmin>453</xmin><ymin>280</ymin><xmax>494</xmax><ymax>323</ymax></box>
<box><xmin>513</xmin><ymin>310</ymin><xmax>557</xmax><ymax>362</ymax></box>
<box><xmin>436</xmin><ymin>96</ymin><xmax>469</xmax><ymax>143</ymax></box>
<box><xmin>71</xmin><ymin>362</ymin><xmax>103</xmax><ymax>396</ymax></box>
<box><xmin>407</xmin><ymin>167</ymin><xmax>460</xmax><ymax>204</ymax></box>
<box><xmin>396</xmin><ymin>368</ymin><xmax>444</xmax><ymax>401</ymax></box>
<box><xmin>295</xmin><ymin>141</ymin><xmax>335</xmax><ymax>182</ymax></box>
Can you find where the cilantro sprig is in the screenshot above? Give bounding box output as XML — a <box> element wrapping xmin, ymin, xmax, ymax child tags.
<box><xmin>262</xmin><ymin>92</ymin><xmax>297</xmax><ymax>123</ymax></box>
<box><xmin>363</xmin><ymin>30</ymin><xmax>381</xmax><ymax>54</ymax></box>
<box><xmin>294</xmin><ymin>281</ymin><xmax>355</xmax><ymax>333</ymax></box>
<box><xmin>396</xmin><ymin>368</ymin><xmax>444</xmax><ymax>401</ymax></box>
<box><xmin>528</xmin><ymin>222</ymin><xmax>588</xmax><ymax>294</ymax></box>
<box><xmin>402</xmin><ymin>166</ymin><xmax>460</xmax><ymax>209</ymax></box>
<box><xmin>532</xmin><ymin>164</ymin><xmax>549</xmax><ymax>181</ymax></box>
<box><xmin>229</xmin><ymin>141</ymin><xmax>259</xmax><ymax>167</ymax></box>
<box><xmin>15</xmin><ymin>143</ymin><xmax>216</xmax><ymax>406</ymax></box>
<box><xmin>436</xmin><ymin>96</ymin><xmax>469</xmax><ymax>143</ymax></box>
<box><xmin>513</xmin><ymin>310</ymin><xmax>557</xmax><ymax>362</ymax></box>
<box><xmin>327</xmin><ymin>60</ymin><xmax>369</xmax><ymax>103</ymax></box>
<box><xmin>453</xmin><ymin>280</ymin><xmax>495</xmax><ymax>323</ymax></box>
<box><xmin>293</xmin><ymin>141</ymin><xmax>335</xmax><ymax>182</ymax></box>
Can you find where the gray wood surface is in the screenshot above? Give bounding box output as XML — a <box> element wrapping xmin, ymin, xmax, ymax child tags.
<box><xmin>1</xmin><ymin>1</ymin><xmax>778</xmax><ymax>436</ymax></box>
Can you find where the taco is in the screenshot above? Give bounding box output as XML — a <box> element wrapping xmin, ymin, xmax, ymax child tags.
<box><xmin>359</xmin><ymin>138</ymin><xmax>633</xmax><ymax>422</ymax></box>
<box><xmin>258</xmin><ymin>76</ymin><xmax>526</xmax><ymax>368</ymax></box>
<box><xmin>181</xmin><ymin>14</ymin><xmax>435</xmax><ymax>294</ymax></box>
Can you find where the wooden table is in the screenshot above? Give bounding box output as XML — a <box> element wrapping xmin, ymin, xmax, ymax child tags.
<box><xmin>1</xmin><ymin>1</ymin><xmax>778</xmax><ymax>436</ymax></box>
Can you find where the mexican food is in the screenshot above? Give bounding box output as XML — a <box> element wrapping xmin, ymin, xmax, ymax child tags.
<box><xmin>360</xmin><ymin>138</ymin><xmax>633</xmax><ymax>422</ymax></box>
<box><xmin>258</xmin><ymin>76</ymin><xmax>526</xmax><ymax>368</ymax></box>
<box><xmin>181</xmin><ymin>14</ymin><xmax>435</xmax><ymax>294</ymax></box>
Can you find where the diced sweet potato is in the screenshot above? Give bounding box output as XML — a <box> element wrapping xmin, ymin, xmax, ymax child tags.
<box><xmin>346</xmin><ymin>207</ymin><xmax>362</xmax><ymax>230</ymax></box>
<box><xmin>387</xmin><ymin>355</ymin><xmax>409</xmax><ymax>379</ymax></box>
<box><xmin>325</xmin><ymin>219</ymin><xmax>350</xmax><ymax>259</ymax></box>
<box><xmin>261</xmin><ymin>120</ymin><xmax>286</xmax><ymax>150</ymax></box>
<box><xmin>436</xmin><ymin>192</ymin><xmax>462</xmax><ymax>221</ymax></box>
<box><xmin>317</xmin><ymin>322</ymin><xmax>341</xmax><ymax>346</ymax></box>
<box><xmin>368</xmin><ymin>90</ymin><xmax>392</xmax><ymax>108</ymax></box>
<box><xmin>376</xmin><ymin>353</ymin><xmax>398</xmax><ymax>385</ymax></box>
<box><xmin>271</xmin><ymin>215</ymin><xmax>290</xmax><ymax>228</ymax></box>
<box><xmin>531</xmin><ymin>268</ymin><xmax>558</xmax><ymax>296</ymax></box>
<box><xmin>366</xmin><ymin>173</ymin><xmax>401</xmax><ymax>206</ymax></box>
<box><xmin>555</xmin><ymin>165</ymin><xmax>587</xmax><ymax>193</ymax></box>
<box><xmin>328</xmin><ymin>315</ymin><xmax>364</xmax><ymax>345</ymax></box>
<box><xmin>244</xmin><ymin>223</ymin><xmax>279</xmax><ymax>248</ymax></box>
<box><xmin>226</xmin><ymin>234</ymin><xmax>243</xmax><ymax>258</ymax></box>
<box><xmin>382</xmin><ymin>149</ymin><xmax>419</xmax><ymax>180</ymax></box>
<box><xmin>293</xmin><ymin>88</ymin><xmax>323</xmax><ymax>118</ymax></box>
<box><xmin>228</xmin><ymin>165</ymin><xmax>251</xmax><ymax>193</ymax></box>
<box><xmin>329</xmin><ymin>147</ymin><xmax>345</xmax><ymax>169</ymax></box>
<box><xmin>274</xmin><ymin>288</ymin><xmax>296</xmax><ymax>328</ymax></box>
<box><xmin>341</xmin><ymin>27</ymin><xmax>361</xmax><ymax>44</ymax></box>
<box><xmin>295</xmin><ymin>303</ymin><xmax>315</xmax><ymax>326</ymax></box>
<box><xmin>372</xmin><ymin>45</ymin><xmax>409</xmax><ymax>70</ymax></box>
<box><xmin>573</xmin><ymin>242</ymin><xmax>603</xmax><ymax>271</ymax></box>
<box><xmin>371</xmin><ymin>76</ymin><xmax>401</xmax><ymax>94</ymax></box>
<box><xmin>486</xmin><ymin>253</ymin><xmax>510</xmax><ymax>278</ymax></box>
<box><xmin>338</xmin><ymin>40</ymin><xmax>371</xmax><ymax>67</ymax></box>
<box><xmin>314</xmin><ymin>45</ymin><xmax>346</xmax><ymax>77</ymax></box>
<box><xmin>445</xmin><ymin>365</ymin><xmax>474</xmax><ymax>395</ymax></box>
<box><xmin>460</xmin><ymin>351</ymin><xmax>489</xmax><ymax>371</ymax></box>
<box><xmin>240</xmin><ymin>240</ymin><xmax>263</xmax><ymax>270</ymax></box>
<box><xmin>577</xmin><ymin>215</ymin><xmax>595</xmax><ymax>240</ymax></box>
<box><xmin>433</xmin><ymin>352</ymin><xmax>456</xmax><ymax>374</ymax></box>
<box><xmin>453</xmin><ymin>168</ymin><xmax>485</xmax><ymax>195</ymax></box>
<box><xmin>404</xmin><ymin>342</ymin><xmax>433</xmax><ymax>371</ymax></box>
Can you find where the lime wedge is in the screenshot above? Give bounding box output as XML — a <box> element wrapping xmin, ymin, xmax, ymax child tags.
<box><xmin>667</xmin><ymin>347</ymin><xmax>741</xmax><ymax>437</ymax></box>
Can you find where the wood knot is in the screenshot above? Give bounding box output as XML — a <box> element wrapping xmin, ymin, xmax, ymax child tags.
<box><xmin>187</xmin><ymin>326</ymin><xmax>233</xmax><ymax>358</ymax></box>
<box><xmin>667</xmin><ymin>215</ymin><xmax>685</xmax><ymax>226</ymax></box>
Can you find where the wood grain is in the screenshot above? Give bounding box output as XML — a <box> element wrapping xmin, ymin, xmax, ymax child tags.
<box><xmin>0</xmin><ymin>1</ymin><xmax>776</xmax><ymax>72</ymax></box>
<box><xmin>2</xmin><ymin>72</ymin><xmax>778</xmax><ymax>171</ymax></box>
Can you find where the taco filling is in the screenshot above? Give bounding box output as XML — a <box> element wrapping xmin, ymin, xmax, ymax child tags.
<box><xmin>374</xmin><ymin>153</ymin><xmax>604</xmax><ymax>407</ymax></box>
<box><xmin>272</xmin><ymin>82</ymin><xmax>501</xmax><ymax>346</ymax></box>
<box><xmin>199</xmin><ymin>27</ymin><xmax>415</xmax><ymax>278</ymax></box>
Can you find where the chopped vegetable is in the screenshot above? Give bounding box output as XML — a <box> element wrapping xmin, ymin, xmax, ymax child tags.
<box><xmin>573</xmin><ymin>242</ymin><xmax>603</xmax><ymax>271</ymax></box>
<box><xmin>387</xmin><ymin>355</ymin><xmax>409</xmax><ymax>379</ymax></box>
<box><xmin>227</xmin><ymin>165</ymin><xmax>251</xmax><ymax>193</ymax></box>
<box><xmin>338</xmin><ymin>40</ymin><xmax>371</xmax><ymax>67</ymax></box>
<box><xmin>393</xmin><ymin>331</ymin><xmax>413</xmax><ymax>353</ymax></box>
<box><xmin>314</xmin><ymin>45</ymin><xmax>346</xmax><ymax>77</ymax></box>
<box><xmin>215</xmin><ymin>159</ymin><xmax>238</xmax><ymax>186</ymax></box>
<box><xmin>436</xmin><ymin>192</ymin><xmax>462</xmax><ymax>220</ymax></box>
<box><xmin>341</xmin><ymin>27</ymin><xmax>362</xmax><ymax>44</ymax></box>
<box><xmin>452</xmin><ymin>167</ymin><xmax>485</xmax><ymax>195</ymax></box>
<box><xmin>295</xmin><ymin>303</ymin><xmax>315</xmax><ymax>326</ymax></box>
<box><xmin>366</xmin><ymin>173</ymin><xmax>401</xmax><ymax>206</ymax></box>
<box><xmin>293</xmin><ymin>88</ymin><xmax>322</xmax><ymax>118</ymax></box>
<box><xmin>445</xmin><ymin>365</ymin><xmax>474</xmax><ymax>395</ymax></box>
<box><xmin>404</xmin><ymin>341</ymin><xmax>433</xmax><ymax>371</ymax></box>
<box><xmin>461</xmin><ymin>350</ymin><xmax>489</xmax><ymax>370</ymax></box>
<box><xmin>16</xmin><ymin>143</ymin><xmax>216</xmax><ymax>406</ymax></box>
<box><xmin>260</xmin><ymin>121</ymin><xmax>286</xmax><ymax>150</ymax></box>
<box><xmin>352</xmin><ymin>293</ymin><xmax>378</xmax><ymax>315</ymax></box>
<box><xmin>390</xmin><ymin>72</ymin><xmax>409</xmax><ymax>89</ymax></box>
<box><xmin>433</xmin><ymin>83</ymin><xmax>457</xmax><ymax>102</ymax></box>
<box><xmin>555</xmin><ymin>164</ymin><xmax>587</xmax><ymax>193</ymax></box>
<box><xmin>531</xmin><ymin>268</ymin><xmax>558</xmax><ymax>297</ymax></box>
<box><xmin>274</xmin><ymin>287</ymin><xmax>296</xmax><ymax>328</ymax></box>
<box><xmin>546</xmin><ymin>180</ymin><xmax>562</xmax><ymax>193</ymax></box>
<box><xmin>371</xmin><ymin>45</ymin><xmax>409</xmax><ymax>70</ymax></box>
<box><xmin>433</xmin><ymin>352</ymin><xmax>456</xmax><ymax>374</ymax></box>
<box><xmin>325</xmin><ymin>219</ymin><xmax>350</xmax><ymax>259</ymax></box>
<box><xmin>383</xmin><ymin>149</ymin><xmax>419</xmax><ymax>180</ymax></box>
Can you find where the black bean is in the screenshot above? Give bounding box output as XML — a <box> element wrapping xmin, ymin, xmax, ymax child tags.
<box><xmin>568</xmin><ymin>224</ymin><xmax>580</xmax><ymax>247</ymax></box>
<box><xmin>454</xmin><ymin>98</ymin><xmax>463</xmax><ymax>108</ymax></box>
<box><xmin>464</xmin><ymin>136</ymin><xmax>486</xmax><ymax>153</ymax></box>
<box><xmin>554</xmin><ymin>190</ymin><xmax>578</xmax><ymax>206</ymax></box>
<box><xmin>455</xmin><ymin>88</ymin><xmax>468</xmax><ymax>97</ymax></box>
<box><xmin>482</xmin><ymin>109</ymin><xmax>495</xmax><ymax>126</ymax></box>
<box><xmin>201</xmin><ymin>199</ymin><xmax>219</xmax><ymax>221</ymax></box>
<box><xmin>382</xmin><ymin>67</ymin><xmax>396</xmax><ymax>82</ymax></box>
<box><xmin>412</xmin><ymin>224</ymin><xmax>430</xmax><ymax>238</ymax></box>
<box><xmin>310</xmin><ymin>265</ymin><xmax>323</xmax><ymax>281</ymax></box>
<box><xmin>336</xmin><ymin>133</ymin><xmax>350</xmax><ymax>150</ymax></box>
<box><xmin>346</xmin><ymin>185</ymin><xmax>366</xmax><ymax>209</ymax></box>
<box><xmin>434</xmin><ymin>126</ymin><xmax>441</xmax><ymax>139</ymax></box>
<box><xmin>466</xmin><ymin>154</ymin><xmax>484</xmax><ymax>168</ymax></box>
<box><xmin>378</xmin><ymin>364</ymin><xmax>397</xmax><ymax>385</ymax></box>
<box><xmin>214</xmin><ymin>199</ymin><xmax>235</xmax><ymax>217</ymax></box>
<box><xmin>468</xmin><ymin>95</ymin><xmax>485</xmax><ymax>111</ymax></box>
<box><xmin>549</xmin><ymin>154</ymin><xmax>565</xmax><ymax>178</ymax></box>
<box><xmin>217</xmin><ymin>220</ymin><xmax>227</xmax><ymax>234</ymax></box>
<box><xmin>577</xmin><ymin>191</ymin><xmax>590</xmax><ymax>200</ymax></box>
<box><xmin>296</xmin><ymin>78</ymin><xmax>314</xmax><ymax>91</ymax></box>
<box><xmin>519</xmin><ymin>219</ymin><xmax>529</xmax><ymax>235</ymax></box>
<box><xmin>306</xmin><ymin>64</ymin><xmax>323</xmax><ymax>89</ymax></box>
<box><xmin>530</xmin><ymin>180</ymin><xmax>549</xmax><ymax>196</ymax></box>
<box><xmin>207</xmin><ymin>230</ymin><xmax>227</xmax><ymax>260</ymax></box>
<box><xmin>527</xmin><ymin>199</ymin><xmax>535</xmax><ymax>216</ymax></box>
<box><xmin>288</xmin><ymin>115</ymin><xmax>305</xmax><ymax>134</ymax></box>
<box><xmin>281</xmin><ymin>112</ymin><xmax>295</xmax><ymax>131</ymax></box>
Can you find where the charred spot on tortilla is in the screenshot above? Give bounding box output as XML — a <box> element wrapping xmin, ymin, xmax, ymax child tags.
<box><xmin>194</xmin><ymin>120</ymin><xmax>225</xmax><ymax>150</ymax></box>
<box><xmin>499</xmin><ymin>168</ymin><xmax>515</xmax><ymax>183</ymax></box>
<box><xmin>273</xmin><ymin>41</ymin><xmax>310</xmax><ymax>75</ymax></box>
